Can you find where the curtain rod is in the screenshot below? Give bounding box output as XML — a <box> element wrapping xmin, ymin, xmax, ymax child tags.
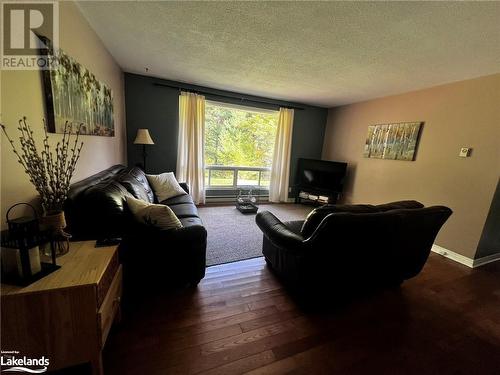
<box><xmin>152</xmin><ymin>82</ymin><xmax>304</xmax><ymax>111</ymax></box>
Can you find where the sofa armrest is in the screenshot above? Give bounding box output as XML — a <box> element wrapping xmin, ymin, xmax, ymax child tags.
<box><xmin>119</xmin><ymin>223</ymin><xmax>207</xmax><ymax>284</ymax></box>
<box><xmin>179</xmin><ymin>182</ymin><xmax>190</xmax><ymax>194</ymax></box>
<box><xmin>127</xmin><ymin>222</ymin><xmax>206</xmax><ymax>245</ymax></box>
<box><xmin>168</xmin><ymin>224</ymin><xmax>207</xmax><ymax>244</ymax></box>
<box><xmin>256</xmin><ymin>211</ymin><xmax>305</xmax><ymax>253</ymax></box>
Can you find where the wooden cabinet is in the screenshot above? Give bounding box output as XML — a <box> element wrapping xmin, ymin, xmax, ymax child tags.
<box><xmin>1</xmin><ymin>241</ymin><xmax>121</xmax><ymax>374</ymax></box>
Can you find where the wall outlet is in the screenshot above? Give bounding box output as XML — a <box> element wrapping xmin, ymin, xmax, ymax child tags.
<box><xmin>459</xmin><ymin>147</ymin><xmax>471</xmax><ymax>158</ymax></box>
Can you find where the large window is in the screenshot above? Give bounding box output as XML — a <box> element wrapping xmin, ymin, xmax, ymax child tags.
<box><xmin>205</xmin><ymin>101</ymin><xmax>278</xmax><ymax>189</ymax></box>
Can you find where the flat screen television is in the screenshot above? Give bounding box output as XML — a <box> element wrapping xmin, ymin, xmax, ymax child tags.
<box><xmin>296</xmin><ymin>158</ymin><xmax>347</xmax><ymax>193</ymax></box>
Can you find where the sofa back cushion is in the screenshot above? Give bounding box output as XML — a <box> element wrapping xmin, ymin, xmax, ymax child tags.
<box><xmin>118</xmin><ymin>167</ymin><xmax>155</xmax><ymax>203</ymax></box>
<box><xmin>375</xmin><ymin>200</ymin><xmax>424</xmax><ymax>212</ymax></box>
<box><xmin>65</xmin><ymin>165</ymin><xmax>127</xmax><ymax>237</ymax></box>
<box><xmin>305</xmin><ymin>210</ymin><xmax>401</xmax><ymax>282</ymax></box>
<box><xmin>305</xmin><ymin>205</ymin><xmax>451</xmax><ymax>283</ymax></box>
<box><xmin>301</xmin><ymin>204</ymin><xmax>378</xmax><ymax>238</ymax></box>
<box><xmin>80</xmin><ymin>180</ymin><xmax>132</xmax><ymax>239</ymax></box>
<box><xmin>300</xmin><ymin>200</ymin><xmax>424</xmax><ymax>238</ymax></box>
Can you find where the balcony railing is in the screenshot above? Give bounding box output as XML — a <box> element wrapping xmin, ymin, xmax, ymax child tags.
<box><xmin>205</xmin><ymin>165</ymin><xmax>271</xmax><ymax>189</ymax></box>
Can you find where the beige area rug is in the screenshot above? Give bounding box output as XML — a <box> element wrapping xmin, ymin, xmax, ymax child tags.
<box><xmin>197</xmin><ymin>203</ymin><xmax>313</xmax><ymax>266</ymax></box>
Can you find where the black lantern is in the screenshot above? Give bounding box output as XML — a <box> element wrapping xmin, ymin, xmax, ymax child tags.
<box><xmin>1</xmin><ymin>203</ymin><xmax>59</xmax><ymax>286</ymax></box>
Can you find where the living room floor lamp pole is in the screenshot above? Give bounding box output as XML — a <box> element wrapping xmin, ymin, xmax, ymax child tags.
<box><xmin>134</xmin><ymin>129</ymin><xmax>155</xmax><ymax>172</ymax></box>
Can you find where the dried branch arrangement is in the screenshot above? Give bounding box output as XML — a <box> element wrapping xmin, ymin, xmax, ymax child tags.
<box><xmin>1</xmin><ymin>117</ymin><xmax>84</xmax><ymax>213</ymax></box>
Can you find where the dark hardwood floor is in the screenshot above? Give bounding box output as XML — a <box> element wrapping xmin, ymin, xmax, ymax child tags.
<box><xmin>103</xmin><ymin>254</ymin><xmax>500</xmax><ymax>374</ymax></box>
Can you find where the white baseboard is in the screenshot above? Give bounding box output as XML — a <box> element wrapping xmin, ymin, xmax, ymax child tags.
<box><xmin>473</xmin><ymin>252</ymin><xmax>500</xmax><ymax>267</ymax></box>
<box><xmin>205</xmin><ymin>196</ymin><xmax>270</xmax><ymax>204</ymax></box>
<box><xmin>431</xmin><ymin>244</ymin><xmax>474</xmax><ymax>267</ymax></box>
<box><xmin>431</xmin><ymin>244</ymin><xmax>500</xmax><ymax>268</ymax></box>
<box><xmin>204</xmin><ymin>197</ymin><xmax>296</xmax><ymax>204</ymax></box>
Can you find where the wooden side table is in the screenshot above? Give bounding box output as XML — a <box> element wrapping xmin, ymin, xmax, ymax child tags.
<box><xmin>1</xmin><ymin>241</ymin><xmax>122</xmax><ymax>374</ymax></box>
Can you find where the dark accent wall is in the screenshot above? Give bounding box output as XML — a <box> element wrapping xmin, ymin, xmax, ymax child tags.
<box><xmin>124</xmin><ymin>73</ymin><xmax>328</xmax><ymax>194</ymax></box>
<box><xmin>476</xmin><ymin>178</ymin><xmax>500</xmax><ymax>259</ymax></box>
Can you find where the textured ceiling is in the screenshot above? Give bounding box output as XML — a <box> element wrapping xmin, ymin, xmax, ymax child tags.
<box><xmin>77</xmin><ymin>1</ymin><xmax>500</xmax><ymax>107</ymax></box>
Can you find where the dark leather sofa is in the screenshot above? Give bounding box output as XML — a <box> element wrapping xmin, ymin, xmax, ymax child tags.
<box><xmin>256</xmin><ymin>201</ymin><xmax>452</xmax><ymax>292</ymax></box>
<box><xmin>65</xmin><ymin>165</ymin><xmax>206</xmax><ymax>287</ymax></box>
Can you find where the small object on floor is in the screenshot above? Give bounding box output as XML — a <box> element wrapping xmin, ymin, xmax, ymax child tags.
<box><xmin>236</xmin><ymin>187</ymin><xmax>259</xmax><ymax>214</ymax></box>
<box><xmin>236</xmin><ymin>202</ymin><xmax>259</xmax><ymax>214</ymax></box>
<box><xmin>95</xmin><ymin>238</ymin><xmax>122</xmax><ymax>247</ymax></box>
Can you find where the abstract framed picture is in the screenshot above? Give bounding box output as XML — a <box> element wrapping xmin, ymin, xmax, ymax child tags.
<box><xmin>41</xmin><ymin>42</ymin><xmax>114</xmax><ymax>136</ymax></box>
<box><xmin>363</xmin><ymin>122</ymin><xmax>423</xmax><ymax>161</ymax></box>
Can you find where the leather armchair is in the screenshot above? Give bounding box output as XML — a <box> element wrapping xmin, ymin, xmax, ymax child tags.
<box><xmin>256</xmin><ymin>201</ymin><xmax>452</xmax><ymax>291</ymax></box>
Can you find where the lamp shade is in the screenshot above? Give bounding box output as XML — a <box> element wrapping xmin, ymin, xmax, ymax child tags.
<box><xmin>134</xmin><ymin>129</ymin><xmax>154</xmax><ymax>145</ymax></box>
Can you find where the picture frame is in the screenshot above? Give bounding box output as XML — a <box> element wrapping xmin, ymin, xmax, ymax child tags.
<box><xmin>41</xmin><ymin>38</ymin><xmax>114</xmax><ymax>137</ymax></box>
<box><xmin>363</xmin><ymin>122</ymin><xmax>423</xmax><ymax>161</ymax></box>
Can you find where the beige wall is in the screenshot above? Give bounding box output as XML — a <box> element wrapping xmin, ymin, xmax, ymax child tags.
<box><xmin>322</xmin><ymin>74</ymin><xmax>500</xmax><ymax>259</ymax></box>
<box><xmin>0</xmin><ymin>2</ymin><xmax>126</xmax><ymax>227</ymax></box>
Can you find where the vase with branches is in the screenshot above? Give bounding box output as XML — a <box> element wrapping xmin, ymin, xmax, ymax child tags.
<box><xmin>1</xmin><ymin>117</ymin><xmax>83</xmax><ymax>243</ymax></box>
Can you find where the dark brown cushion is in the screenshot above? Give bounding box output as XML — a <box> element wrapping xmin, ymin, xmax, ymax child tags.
<box><xmin>375</xmin><ymin>200</ymin><xmax>424</xmax><ymax>212</ymax></box>
<box><xmin>301</xmin><ymin>204</ymin><xmax>377</xmax><ymax>238</ymax></box>
<box><xmin>161</xmin><ymin>194</ymin><xmax>194</xmax><ymax>206</ymax></box>
<box><xmin>170</xmin><ymin>203</ymin><xmax>199</xmax><ymax>218</ymax></box>
<box><xmin>179</xmin><ymin>217</ymin><xmax>203</xmax><ymax>227</ymax></box>
<box><xmin>81</xmin><ymin>180</ymin><xmax>131</xmax><ymax>239</ymax></box>
<box><xmin>118</xmin><ymin>168</ymin><xmax>154</xmax><ymax>203</ymax></box>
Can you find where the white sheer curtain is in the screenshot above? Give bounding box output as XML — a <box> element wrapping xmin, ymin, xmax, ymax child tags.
<box><xmin>269</xmin><ymin>107</ymin><xmax>294</xmax><ymax>202</ymax></box>
<box><xmin>176</xmin><ymin>91</ymin><xmax>206</xmax><ymax>204</ymax></box>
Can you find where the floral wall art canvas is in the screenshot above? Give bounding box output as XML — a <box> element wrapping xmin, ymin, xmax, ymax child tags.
<box><xmin>42</xmin><ymin>46</ymin><xmax>114</xmax><ymax>136</ymax></box>
<box><xmin>363</xmin><ymin>122</ymin><xmax>423</xmax><ymax>161</ymax></box>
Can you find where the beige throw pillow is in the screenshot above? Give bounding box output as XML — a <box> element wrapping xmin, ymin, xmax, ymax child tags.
<box><xmin>126</xmin><ymin>196</ymin><xmax>182</xmax><ymax>230</ymax></box>
<box><xmin>146</xmin><ymin>172</ymin><xmax>186</xmax><ymax>202</ymax></box>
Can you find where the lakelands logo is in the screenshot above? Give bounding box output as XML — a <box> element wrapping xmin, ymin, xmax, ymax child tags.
<box><xmin>1</xmin><ymin>351</ymin><xmax>49</xmax><ymax>373</ymax></box>
<box><xmin>1</xmin><ymin>1</ymin><xmax>59</xmax><ymax>69</ymax></box>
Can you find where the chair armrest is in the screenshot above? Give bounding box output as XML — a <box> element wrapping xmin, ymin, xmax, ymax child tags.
<box><xmin>179</xmin><ymin>182</ymin><xmax>190</xmax><ymax>194</ymax></box>
<box><xmin>256</xmin><ymin>211</ymin><xmax>305</xmax><ymax>253</ymax></box>
<box><xmin>283</xmin><ymin>220</ymin><xmax>305</xmax><ymax>235</ymax></box>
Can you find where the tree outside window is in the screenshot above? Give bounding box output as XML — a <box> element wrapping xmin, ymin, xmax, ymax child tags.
<box><xmin>205</xmin><ymin>101</ymin><xmax>278</xmax><ymax>187</ymax></box>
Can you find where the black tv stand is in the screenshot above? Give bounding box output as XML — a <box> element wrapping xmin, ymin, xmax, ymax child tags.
<box><xmin>295</xmin><ymin>186</ymin><xmax>340</xmax><ymax>205</ymax></box>
<box><xmin>294</xmin><ymin>158</ymin><xmax>347</xmax><ymax>206</ymax></box>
